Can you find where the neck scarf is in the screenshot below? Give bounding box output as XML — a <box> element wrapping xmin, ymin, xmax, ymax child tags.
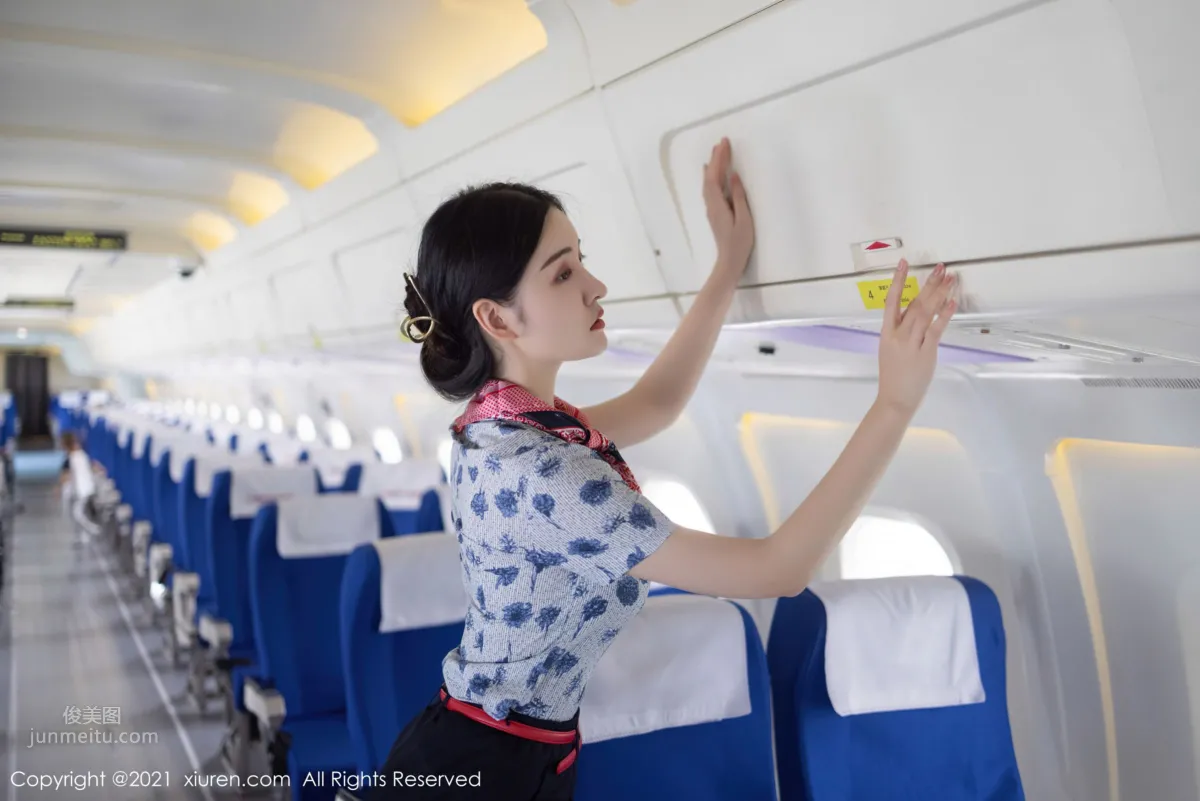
<box><xmin>450</xmin><ymin>379</ymin><xmax>640</xmax><ymax>492</ymax></box>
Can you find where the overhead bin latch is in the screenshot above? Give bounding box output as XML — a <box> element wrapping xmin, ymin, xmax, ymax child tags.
<box><xmin>851</xmin><ymin>237</ymin><xmax>904</xmax><ymax>272</ymax></box>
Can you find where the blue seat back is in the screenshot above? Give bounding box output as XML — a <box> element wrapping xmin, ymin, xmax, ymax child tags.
<box><xmin>167</xmin><ymin>437</ymin><xmax>213</xmax><ymax>574</ymax></box>
<box><xmin>341</xmin><ymin>533</ymin><xmax>466</xmax><ymax>772</ymax></box>
<box><xmin>357</xmin><ymin>461</ymin><xmax>447</xmax><ymax>534</ymax></box>
<box><xmin>250</xmin><ymin>494</ymin><xmax>396</xmax><ymax>719</ymax></box>
<box><xmin>766</xmin><ymin>575</ymin><xmax>1024</xmax><ymax>801</ymax></box>
<box><xmin>574</xmin><ymin>594</ymin><xmax>777</xmax><ymax>801</ymax></box>
<box><xmin>204</xmin><ymin>460</ymin><xmax>313</xmax><ymax>653</ymax></box>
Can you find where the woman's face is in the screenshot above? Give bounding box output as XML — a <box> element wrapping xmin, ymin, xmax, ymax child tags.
<box><xmin>479</xmin><ymin>207</ymin><xmax>609</xmax><ymax>365</ymax></box>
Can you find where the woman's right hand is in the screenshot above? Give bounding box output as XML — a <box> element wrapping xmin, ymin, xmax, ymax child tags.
<box><xmin>877</xmin><ymin>259</ymin><xmax>957</xmax><ymax>417</ymax></box>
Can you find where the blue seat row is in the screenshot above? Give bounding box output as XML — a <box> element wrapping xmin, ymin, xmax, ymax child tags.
<box><xmin>80</xmin><ymin>406</ymin><xmax>1024</xmax><ymax>801</ymax></box>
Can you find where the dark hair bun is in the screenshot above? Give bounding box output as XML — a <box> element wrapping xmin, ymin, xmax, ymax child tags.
<box><xmin>406</xmin><ymin>182</ymin><xmax>564</xmax><ymax>403</ymax></box>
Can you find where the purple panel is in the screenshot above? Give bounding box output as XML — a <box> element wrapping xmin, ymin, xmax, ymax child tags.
<box><xmin>603</xmin><ymin>345</ymin><xmax>652</xmax><ymax>361</ymax></box>
<box><xmin>768</xmin><ymin>325</ymin><xmax>1032</xmax><ymax>363</ymax></box>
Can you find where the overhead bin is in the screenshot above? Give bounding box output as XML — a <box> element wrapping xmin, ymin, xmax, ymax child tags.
<box><xmin>603</xmin><ymin>0</ymin><xmax>1200</xmax><ymax>299</ymax></box>
<box><xmin>408</xmin><ymin>94</ymin><xmax>666</xmax><ymax>304</ymax></box>
<box><xmin>681</xmin><ymin>237</ymin><xmax>1200</xmax><ymax>325</ymax></box>
<box><xmin>567</xmin><ymin>0</ymin><xmax>782</xmax><ymax>86</ymax></box>
<box><xmin>667</xmin><ymin>0</ymin><xmax>1182</xmax><ymax>290</ymax></box>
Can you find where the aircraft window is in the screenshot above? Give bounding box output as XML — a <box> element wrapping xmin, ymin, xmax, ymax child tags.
<box><xmin>438</xmin><ymin>438</ymin><xmax>453</xmax><ymax>477</ymax></box>
<box><xmin>373</xmin><ymin>428</ymin><xmax>404</xmax><ymax>464</ymax></box>
<box><xmin>641</xmin><ymin>478</ymin><xmax>716</xmax><ymax>534</ymax></box>
<box><xmin>839</xmin><ymin>515</ymin><xmax>955</xmax><ymax>580</ymax></box>
<box><xmin>267</xmin><ymin>411</ymin><xmax>285</xmax><ymax>434</ymax></box>
<box><xmin>226</xmin><ymin>406</ymin><xmax>241</xmax><ymax>425</ymax></box>
<box><xmin>327</xmin><ymin>418</ymin><xmax>353</xmax><ymax>450</ymax></box>
<box><xmin>247</xmin><ymin>407</ymin><xmax>264</xmax><ymax>430</ymax></box>
<box><xmin>296</xmin><ymin>414</ymin><xmax>317</xmax><ymax>443</ymax></box>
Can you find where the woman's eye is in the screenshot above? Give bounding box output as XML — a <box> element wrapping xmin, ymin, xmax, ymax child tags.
<box><xmin>557</xmin><ymin>268</ymin><xmax>572</xmax><ymax>282</ymax></box>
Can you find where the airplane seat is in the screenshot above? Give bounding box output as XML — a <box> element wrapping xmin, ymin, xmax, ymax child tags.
<box><xmin>572</xmin><ymin>593</ymin><xmax>776</xmax><ymax>801</ymax></box>
<box><xmin>129</xmin><ymin>430</ymin><xmax>159</xmax><ymax>583</ymax></box>
<box><xmin>340</xmin><ymin>532</ymin><xmax>465</xmax><ymax>773</ymax></box>
<box><xmin>357</xmin><ymin>460</ymin><xmax>445</xmax><ymax>534</ymax></box>
<box><xmin>188</xmin><ymin>461</ymin><xmax>314</xmax><ymax>721</ymax></box>
<box><xmin>308</xmin><ymin>446</ymin><xmax>375</xmax><ymax>494</ymax></box>
<box><xmin>177</xmin><ymin>459</ymin><xmax>216</xmax><ymax>614</ymax></box>
<box><xmin>247</xmin><ymin>494</ymin><xmax>397</xmax><ymax>800</ymax></box>
<box><xmin>205</xmin><ymin>464</ymin><xmax>319</xmax><ymax>671</ymax></box>
<box><xmin>765</xmin><ymin>575</ymin><xmax>1024</xmax><ymax>801</ymax></box>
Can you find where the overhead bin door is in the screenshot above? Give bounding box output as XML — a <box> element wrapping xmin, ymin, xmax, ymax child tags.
<box><xmin>666</xmin><ymin>0</ymin><xmax>1177</xmax><ymax>288</ymax></box>
<box><xmin>334</xmin><ymin>228</ymin><xmax>417</xmax><ymax>332</ymax></box>
<box><xmin>408</xmin><ymin>95</ymin><xmax>667</xmax><ymax>303</ymax></box>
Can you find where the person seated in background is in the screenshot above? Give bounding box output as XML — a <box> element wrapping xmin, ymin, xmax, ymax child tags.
<box><xmin>58</xmin><ymin>432</ymin><xmax>100</xmax><ymax>539</ymax></box>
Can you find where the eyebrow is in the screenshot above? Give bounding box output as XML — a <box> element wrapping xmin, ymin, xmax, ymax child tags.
<box><xmin>542</xmin><ymin>239</ymin><xmax>583</xmax><ymax>270</ymax></box>
<box><xmin>540</xmin><ymin>241</ymin><xmax>581</xmax><ymax>270</ymax></box>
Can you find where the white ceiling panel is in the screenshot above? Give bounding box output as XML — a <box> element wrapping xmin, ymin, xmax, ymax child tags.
<box><xmin>0</xmin><ymin>56</ymin><xmax>318</xmax><ymax>158</ymax></box>
<box><xmin>0</xmin><ymin>139</ymin><xmax>288</xmax><ymax>207</ymax></box>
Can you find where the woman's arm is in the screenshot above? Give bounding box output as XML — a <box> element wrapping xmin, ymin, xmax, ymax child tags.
<box><xmin>630</xmin><ymin>260</ymin><xmax>958</xmax><ymax>598</ymax></box>
<box><xmin>582</xmin><ymin>138</ymin><xmax>753</xmax><ymax>449</ymax></box>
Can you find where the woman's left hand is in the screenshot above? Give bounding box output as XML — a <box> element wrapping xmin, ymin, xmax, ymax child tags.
<box><xmin>703</xmin><ymin>137</ymin><xmax>755</xmax><ymax>277</ymax></box>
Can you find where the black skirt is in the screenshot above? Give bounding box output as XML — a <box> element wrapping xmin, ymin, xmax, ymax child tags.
<box><xmin>367</xmin><ymin>688</ymin><xmax>580</xmax><ymax>801</ymax></box>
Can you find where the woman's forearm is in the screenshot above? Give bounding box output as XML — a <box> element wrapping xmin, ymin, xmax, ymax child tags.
<box><xmin>760</xmin><ymin>398</ymin><xmax>914</xmax><ymax>595</ymax></box>
<box><xmin>628</xmin><ymin>396</ymin><xmax>915</xmax><ymax>600</ymax></box>
<box><xmin>631</xmin><ymin>262</ymin><xmax>739</xmax><ymax>421</ymax></box>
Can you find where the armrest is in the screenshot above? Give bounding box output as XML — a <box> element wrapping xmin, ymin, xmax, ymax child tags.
<box><xmin>198</xmin><ymin>614</ymin><xmax>233</xmax><ymax>650</ymax></box>
<box><xmin>214</xmin><ymin>656</ymin><xmax>253</xmax><ymax>671</ymax></box>
<box><xmin>243</xmin><ymin>677</ymin><xmax>287</xmax><ymax>732</ymax></box>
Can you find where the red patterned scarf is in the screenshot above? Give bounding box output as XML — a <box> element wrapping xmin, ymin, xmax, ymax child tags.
<box><xmin>450</xmin><ymin>379</ymin><xmax>640</xmax><ymax>492</ymax></box>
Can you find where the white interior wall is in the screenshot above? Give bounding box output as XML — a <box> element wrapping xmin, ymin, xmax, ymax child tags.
<box><xmin>80</xmin><ymin>0</ymin><xmax>1200</xmax><ymax>370</ymax></box>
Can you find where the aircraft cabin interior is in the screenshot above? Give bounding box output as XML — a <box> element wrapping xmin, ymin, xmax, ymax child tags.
<box><xmin>0</xmin><ymin>0</ymin><xmax>1198</xmax><ymax>800</ymax></box>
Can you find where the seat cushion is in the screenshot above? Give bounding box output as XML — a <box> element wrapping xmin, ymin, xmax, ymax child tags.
<box><xmin>286</xmin><ymin>715</ymin><xmax>358</xmax><ymax>801</ymax></box>
<box><xmin>284</xmin><ymin>715</ymin><xmax>356</xmax><ymax>772</ymax></box>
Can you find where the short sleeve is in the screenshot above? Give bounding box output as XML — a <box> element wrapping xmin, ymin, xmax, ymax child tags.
<box><xmin>519</xmin><ymin>441</ymin><xmax>675</xmax><ymax>586</ymax></box>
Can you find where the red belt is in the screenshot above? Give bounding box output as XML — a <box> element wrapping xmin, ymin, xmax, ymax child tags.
<box><xmin>439</xmin><ymin>689</ymin><xmax>580</xmax><ymax>774</ymax></box>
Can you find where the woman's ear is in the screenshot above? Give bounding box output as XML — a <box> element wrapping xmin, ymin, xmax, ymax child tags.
<box><xmin>472</xmin><ymin>299</ymin><xmax>519</xmax><ymax>342</ymax></box>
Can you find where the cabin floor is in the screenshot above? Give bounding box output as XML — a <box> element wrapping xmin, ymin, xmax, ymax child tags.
<box><xmin>0</xmin><ymin>452</ymin><xmax>261</xmax><ymax>800</ymax></box>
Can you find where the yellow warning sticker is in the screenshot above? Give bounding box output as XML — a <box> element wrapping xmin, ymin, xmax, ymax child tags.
<box><xmin>857</xmin><ymin>275</ymin><xmax>919</xmax><ymax>310</ymax></box>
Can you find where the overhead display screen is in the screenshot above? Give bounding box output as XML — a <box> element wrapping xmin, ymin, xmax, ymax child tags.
<box><xmin>0</xmin><ymin>227</ymin><xmax>127</xmax><ymax>250</ymax></box>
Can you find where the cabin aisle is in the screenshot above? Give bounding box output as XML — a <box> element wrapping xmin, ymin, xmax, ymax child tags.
<box><xmin>0</xmin><ymin>455</ymin><xmax>240</xmax><ymax>800</ymax></box>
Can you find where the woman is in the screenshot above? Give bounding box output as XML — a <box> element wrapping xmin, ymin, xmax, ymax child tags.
<box><xmin>374</xmin><ymin>138</ymin><xmax>957</xmax><ymax>799</ymax></box>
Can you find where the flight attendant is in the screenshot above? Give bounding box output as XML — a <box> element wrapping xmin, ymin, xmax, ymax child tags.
<box><xmin>375</xmin><ymin>138</ymin><xmax>957</xmax><ymax>799</ymax></box>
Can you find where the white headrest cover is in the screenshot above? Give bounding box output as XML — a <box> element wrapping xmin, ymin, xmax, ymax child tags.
<box><xmin>358</xmin><ymin>460</ymin><xmax>443</xmax><ymax>510</ymax></box>
<box><xmin>809</xmin><ymin>576</ymin><xmax>985</xmax><ymax>717</ymax></box>
<box><xmin>230</xmin><ymin>465</ymin><xmax>317</xmax><ymax>520</ymax></box>
<box><xmin>150</xmin><ymin>432</ymin><xmax>190</xmax><ymax>468</ymax></box>
<box><xmin>0</xmin><ymin>392</ymin><xmax>11</xmax><ymax>409</ymax></box>
<box><xmin>209</xmin><ymin>425</ymin><xmax>235</xmax><ymax>450</ymax></box>
<box><xmin>266</xmin><ymin>437</ymin><xmax>306</xmax><ymax>465</ymax></box>
<box><xmin>579</xmin><ymin>593</ymin><xmax>752</xmax><ymax>743</ymax></box>
<box><xmin>234</xmin><ymin>431</ymin><xmax>266</xmax><ymax>457</ymax></box>
<box><xmin>59</xmin><ymin>391</ymin><xmax>82</xmax><ymax>408</ymax></box>
<box><xmin>372</xmin><ymin>532</ymin><xmax>464</xmax><ymax>632</ymax></box>
<box><xmin>307</xmin><ymin>446</ymin><xmax>376</xmax><ymax>487</ymax></box>
<box><xmin>131</xmin><ymin>426</ymin><xmax>153</xmax><ymax>459</ymax></box>
<box><xmin>276</xmin><ymin>494</ymin><xmax>380</xmax><ymax>558</ymax></box>
<box><xmin>192</xmin><ymin>453</ymin><xmax>264</xmax><ymax>498</ymax></box>
<box><xmin>169</xmin><ymin>440</ymin><xmax>222</xmax><ymax>483</ymax></box>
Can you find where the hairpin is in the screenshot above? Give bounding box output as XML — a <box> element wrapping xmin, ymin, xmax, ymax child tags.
<box><xmin>401</xmin><ymin>272</ymin><xmax>436</xmax><ymax>343</ymax></box>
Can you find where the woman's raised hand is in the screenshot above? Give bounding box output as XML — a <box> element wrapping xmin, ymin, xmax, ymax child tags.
<box><xmin>876</xmin><ymin>259</ymin><xmax>957</xmax><ymax>417</ymax></box>
<box><xmin>703</xmin><ymin>137</ymin><xmax>754</xmax><ymax>275</ymax></box>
